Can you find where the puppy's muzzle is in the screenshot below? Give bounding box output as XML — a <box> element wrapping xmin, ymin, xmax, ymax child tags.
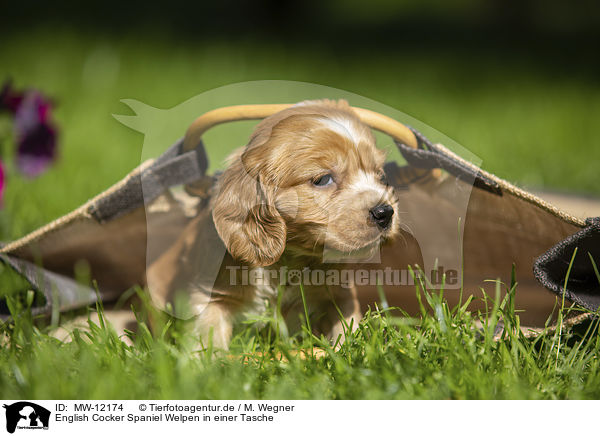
<box><xmin>369</xmin><ymin>204</ymin><xmax>394</xmax><ymax>230</ymax></box>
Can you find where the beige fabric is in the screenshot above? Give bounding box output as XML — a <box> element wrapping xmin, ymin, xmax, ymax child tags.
<box><xmin>347</xmin><ymin>167</ymin><xmax>581</xmax><ymax>327</ymax></box>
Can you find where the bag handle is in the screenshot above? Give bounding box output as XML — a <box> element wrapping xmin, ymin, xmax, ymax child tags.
<box><xmin>182</xmin><ymin>104</ymin><xmax>437</xmax><ymax>181</ymax></box>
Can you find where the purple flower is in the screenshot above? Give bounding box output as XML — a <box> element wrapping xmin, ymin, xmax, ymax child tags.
<box><xmin>13</xmin><ymin>92</ymin><xmax>58</xmax><ymax>177</ymax></box>
<box><xmin>1</xmin><ymin>81</ymin><xmax>59</xmax><ymax>178</ymax></box>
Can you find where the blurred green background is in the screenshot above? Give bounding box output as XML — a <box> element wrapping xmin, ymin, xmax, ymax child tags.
<box><xmin>1</xmin><ymin>0</ymin><xmax>599</xmax><ymax>241</ymax></box>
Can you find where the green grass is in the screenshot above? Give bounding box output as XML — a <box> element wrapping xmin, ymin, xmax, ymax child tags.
<box><xmin>1</xmin><ymin>28</ymin><xmax>599</xmax><ymax>399</ymax></box>
<box><xmin>1</xmin><ymin>273</ymin><xmax>600</xmax><ymax>399</ymax></box>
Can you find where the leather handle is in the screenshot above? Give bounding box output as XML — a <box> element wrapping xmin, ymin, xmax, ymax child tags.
<box><xmin>182</xmin><ymin>104</ymin><xmax>433</xmax><ymax>179</ymax></box>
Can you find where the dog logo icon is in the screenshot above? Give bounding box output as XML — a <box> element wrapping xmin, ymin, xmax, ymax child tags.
<box><xmin>3</xmin><ymin>402</ymin><xmax>50</xmax><ymax>433</ymax></box>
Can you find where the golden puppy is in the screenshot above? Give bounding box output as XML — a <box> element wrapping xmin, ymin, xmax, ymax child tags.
<box><xmin>149</xmin><ymin>99</ymin><xmax>400</xmax><ymax>349</ymax></box>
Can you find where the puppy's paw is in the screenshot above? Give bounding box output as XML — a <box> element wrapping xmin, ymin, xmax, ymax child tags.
<box><xmin>190</xmin><ymin>302</ymin><xmax>234</xmax><ymax>351</ymax></box>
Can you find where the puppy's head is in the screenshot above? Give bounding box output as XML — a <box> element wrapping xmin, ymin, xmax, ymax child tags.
<box><xmin>212</xmin><ymin>99</ymin><xmax>399</xmax><ymax>267</ymax></box>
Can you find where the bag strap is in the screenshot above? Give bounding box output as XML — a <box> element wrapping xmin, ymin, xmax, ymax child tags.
<box><xmin>394</xmin><ymin>127</ymin><xmax>502</xmax><ymax>195</ymax></box>
<box><xmin>0</xmin><ymin>254</ymin><xmax>98</xmax><ymax>320</ymax></box>
<box><xmin>89</xmin><ymin>138</ymin><xmax>209</xmax><ymax>222</ymax></box>
<box><xmin>183</xmin><ymin>104</ymin><xmax>419</xmax><ymax>149</ymax></box>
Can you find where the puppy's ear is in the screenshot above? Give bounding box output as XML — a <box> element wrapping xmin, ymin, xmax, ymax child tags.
<box><xmin>212</xmin><ymin>151</ymin><xmax>286</xmax><ymax>267</ymax></box>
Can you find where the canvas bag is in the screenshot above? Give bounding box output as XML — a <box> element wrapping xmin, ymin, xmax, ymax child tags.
<box><xmin>1</xmin><ymin>104</ymin><xmax>598</xmax><ymax>333</ymax></box>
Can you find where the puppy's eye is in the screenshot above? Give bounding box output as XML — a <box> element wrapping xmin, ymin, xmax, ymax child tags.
<box><xmin>313</xmin><ymin>174</ymin><xmax>334</xmax><ymax>187</ymax></box>
<box><xmin>378</xmin><ymin>172</ymin><xmax>387</xmax><ymax>184</ymax></box>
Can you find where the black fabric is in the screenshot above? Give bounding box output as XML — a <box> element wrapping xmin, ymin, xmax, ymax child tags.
<box><xmin>394</xmin><ymin>127</ymin><xmax>502</xmax><ymax>195</ymax></box>
<box><xmin>533</xmin><ymin>217</ymin><xmax>600</xmax><ymax>311</ymax></box>
<box><xmin>89</xmin><ymin>138</ymin><xmax>209</xmax><ymax>222</ymax></box>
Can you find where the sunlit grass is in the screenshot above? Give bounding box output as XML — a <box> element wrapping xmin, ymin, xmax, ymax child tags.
<box><xmin>1</xmin><ymin>271</ymin><xmax>599</xmax><ymax>399</ymax></box>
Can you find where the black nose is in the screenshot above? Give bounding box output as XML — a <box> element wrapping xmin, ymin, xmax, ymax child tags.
<box><xmin>369</xmin><ymin>204</ymin><xmax>394</xmax><ymax>229</ymax></box>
